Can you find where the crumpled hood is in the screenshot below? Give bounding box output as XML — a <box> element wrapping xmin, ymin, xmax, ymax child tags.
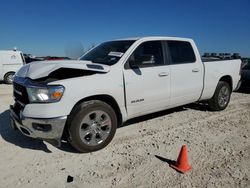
<box><xmin>16</xmin><ymin>60</ymin><xmax>110</xmax><ymax>79</ymax></box>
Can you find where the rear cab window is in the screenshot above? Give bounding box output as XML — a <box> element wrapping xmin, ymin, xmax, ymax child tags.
<box><xmin>167</xmin><ymin>41</ymin><xmax>196</xmax><ymax>64</ymax></box>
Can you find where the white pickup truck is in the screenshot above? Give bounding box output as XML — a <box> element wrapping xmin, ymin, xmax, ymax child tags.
<box><xmin>10</xmin><ymin>37</ymin><xmax>242</xmax><ymax>152</ymax></box>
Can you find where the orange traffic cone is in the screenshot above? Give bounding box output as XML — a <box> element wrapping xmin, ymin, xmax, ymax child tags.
<box><xmin>170</xmin><ymin>145</ymin><xmax>192</xmax><ymax>173</ymax></box>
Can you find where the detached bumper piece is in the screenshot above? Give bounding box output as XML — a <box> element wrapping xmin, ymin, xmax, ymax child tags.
<box><xmin>10</xmin><ymin>105</ymin><xmax>67</xmax><ymax>146</ymax></box>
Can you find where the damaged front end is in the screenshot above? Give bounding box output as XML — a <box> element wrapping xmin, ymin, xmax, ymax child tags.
<box><xmin>17</xmin><ymin>60</ymin><xmax>110</xmax><ymax>82</ymax></box>
<box><xmin>10</xmin><ymin>76</ymin><xmax>68</xmax><ymax>147</ymax></box>
<box><xmin>32</xmin><ymin>67</ymin><xmax>100</xmax><ymax>83</ymax></box>
<box><xmin>10</xmin><ymin>60</ymin><xmax>110</xmax><ymax>146</ymax></box>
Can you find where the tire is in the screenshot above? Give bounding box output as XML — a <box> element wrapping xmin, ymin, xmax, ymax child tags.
<box><xmin>67</xmin><ymin>100</ymin><xmax>117</xmax><ymax>152</ymax></box>
<box><xmin>4</xmin><ymin>72</ymin><xmax>15</xmax><ymax>84</ymax></box>
<box><xmin>209</xmin><ymin>81</ymin><xmax>231</xmax><ymax>111</ymax></box>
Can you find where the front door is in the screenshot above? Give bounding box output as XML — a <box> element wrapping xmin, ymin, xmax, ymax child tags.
<box><xmin>123</xmin><ymin>41</ymin><xmax>170</xmax><ymax>118</ymax></box>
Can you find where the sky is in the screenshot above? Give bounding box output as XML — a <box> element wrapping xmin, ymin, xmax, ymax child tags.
<box><xmin>0</xmin><ymin>0</ymin><xmax>249</xmax><ymax>57</ymax></box>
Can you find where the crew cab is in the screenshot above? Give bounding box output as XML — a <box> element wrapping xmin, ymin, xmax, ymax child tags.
<box><xmin>10</xmin><ymin>37</ymin><xmax>242</xmax><ymax>152</ymax></box>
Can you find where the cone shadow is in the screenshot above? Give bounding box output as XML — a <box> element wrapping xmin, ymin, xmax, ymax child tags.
<box><xmin>155</xmin><ymin>155</ymin><xmax>175</xmax><ymax>165</ymax></box>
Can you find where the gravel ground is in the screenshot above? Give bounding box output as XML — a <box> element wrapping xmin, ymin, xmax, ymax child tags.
<box><xmin>0</xmin><ymin>84</ymin><xmax>249</xmax><ymax>188</ymax></box>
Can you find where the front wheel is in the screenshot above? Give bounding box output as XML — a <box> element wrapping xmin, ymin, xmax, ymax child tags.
<box><xmin>67</xmin><ymin>100</ymin><xmax>117</xmax><ymax>152</ymax></box>
<box><xmin>209</xmin><ymin>81</ymin><xmax>231</xmax><ymax>111</ymax></box>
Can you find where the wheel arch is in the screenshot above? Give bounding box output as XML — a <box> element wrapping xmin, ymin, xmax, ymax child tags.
<box><xmin>63</xmin><ymin>94</ymin><xmax>123</xmax><ymax>138</ymax></box>
<box><xmin>219</xmin><ymin>75</ymin><xmax>233</xmax><ymax>91</ymax></box>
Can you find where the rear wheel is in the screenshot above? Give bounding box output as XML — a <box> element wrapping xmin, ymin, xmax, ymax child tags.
<box><xmin>209</xmin><ymin>81</ymin><xmax>231</xmax><ymax>111</ymax></box>
<box><xmin>67</xmin><ymin>100</ymin><xmax>117</xmax><ymax>152</ymax></box>
<box><xmin>4</xmin><ymin>72</ymin><xmax>15</xmax><ymax>84</ymax></box>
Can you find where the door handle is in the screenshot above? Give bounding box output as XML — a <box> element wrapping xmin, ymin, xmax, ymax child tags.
<box><xmin>192</xmin><ymin>68</ymin><xmax>200</xmax><ymax>72</ymax></box>
<box><xmin>158</xmin><ymin>72</ymin><xmax>169</xmax><ymax>77</ymax></box>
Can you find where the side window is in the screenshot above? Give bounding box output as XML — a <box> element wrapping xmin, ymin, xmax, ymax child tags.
<box><xmin>127</xmin><ymin>41</ymin><xmax>164</xmax><ymax>68</ymax></box>
<box><xmin>167</xmin><ymin>41</ymin><xmax>196</xmax><ymax>64</ymax></box>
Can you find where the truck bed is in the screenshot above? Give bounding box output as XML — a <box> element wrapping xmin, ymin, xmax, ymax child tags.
<box><xmin>200</xmin><ymin>59</ymin><xmax>242</xmax><ymax>101</ymax></box>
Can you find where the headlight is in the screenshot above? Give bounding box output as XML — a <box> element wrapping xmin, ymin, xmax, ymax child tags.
<box><xmin>27</xmin><ymin>85</ymin><xmax>65</xmax><ymax>103</ymax></box>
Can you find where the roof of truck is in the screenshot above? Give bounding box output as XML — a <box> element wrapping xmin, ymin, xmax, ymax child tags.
<box><xmin>115</xmin><ymin>36</ymin><xmax>192</xmax><ymax>41</ymax></box>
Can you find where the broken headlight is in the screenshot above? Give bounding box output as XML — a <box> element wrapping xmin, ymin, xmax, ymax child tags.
<box><xmin>26</xmin><ymin>85</ymin><xmax>65</xmax><ymax>103</ymax></box>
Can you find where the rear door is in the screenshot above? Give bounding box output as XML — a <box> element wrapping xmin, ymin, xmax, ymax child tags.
<box><xmin>123</xmin><ymin>41</ymin><xmax>170</xmax><ymax>117</ymax></box>
<box><xmin>166</xmin><ymin>40</ymin><xmax>203</xmax><ymax>106</ymax></box>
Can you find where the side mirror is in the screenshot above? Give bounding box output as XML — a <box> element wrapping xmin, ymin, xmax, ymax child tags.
<box><xmin>129</xmin><ymin>54</ymin><xmax>155</xmax><ymax>68</ymax></box>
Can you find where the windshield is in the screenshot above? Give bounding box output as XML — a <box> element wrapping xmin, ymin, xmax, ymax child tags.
<box><xmin>80</xmin><ymin>40</ymin><xmax>135</xmax><ymax>65</ymax></box>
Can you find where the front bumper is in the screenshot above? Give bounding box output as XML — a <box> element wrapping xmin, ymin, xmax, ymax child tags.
<box><xmin>10</xmin><ymin>105</ymin><xmax>67</xmax><ymax>143</ymax></box>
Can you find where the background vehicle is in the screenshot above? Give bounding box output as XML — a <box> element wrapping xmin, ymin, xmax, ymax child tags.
<box><xmin>44</xmin><ymin>56</ymin><xmax>71</xmax><ymax>61</ymax></box>
<box><xmin>0</xmin><ymin>50</ymin><xmax>25</xmax><ymax>84</ymax></box>
<box><xmin>201</xmin><ymin>52</ymin><xmax>241</xmax><ymax>61</ymax></box>
<box><xmin>23</xmin><ymin>55</ymin><xmax>71</xmax><ymax>64</ymax></box>
<box><xmin>23</xmin><ymin>54</ymin><xmax>42</xmax><ymax>64</ymax></box>
<box><xmin>10</xmin><ymin>37</ymin><xmax>242</xmax><ymax>152</ymax></box>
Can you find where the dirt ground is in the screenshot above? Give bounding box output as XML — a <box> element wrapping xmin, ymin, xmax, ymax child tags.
<box><xmin>0</xmin><ymin>84</ymin><xmax>249</xmax><ymax>188</ymax></box>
